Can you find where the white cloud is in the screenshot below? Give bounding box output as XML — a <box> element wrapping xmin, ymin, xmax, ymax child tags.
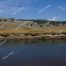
<box><xmin>48</xmin><ymin>17</ymin><xmax>57</xmax><ymax>21</ymax></box>
<box><xmin>12</xmin><ymin>7</ymin><xmax>24</xmax><ymax>15</ymax></box>
<box><xmin>38</xmin><ymin>4</ymin><xmax>51</xmax><ymax>13</ymax></box>
<box><xmin>58</xmin><ymin>6</ymin><xmax>66</xmax><ymax>10</ymax></box>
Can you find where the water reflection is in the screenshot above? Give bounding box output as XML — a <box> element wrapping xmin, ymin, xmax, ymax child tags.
<box><xmin>0</xmin><ymin>40</ymin><xmax>66</xmax><ymax>66</ymax></box>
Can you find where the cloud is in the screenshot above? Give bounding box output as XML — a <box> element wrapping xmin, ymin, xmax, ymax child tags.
<box><xmin>48</xmin><ymin>17</ymin><xmax>57</xmax><ymax>21</ymax></box>
<box><xmin>38</xmin><ymin>4</ymin><xmax>51</xmax><ymax>13</ymax></box>
<box><xmin>58</xmin><ymin>6</ymin><xmax>66</xmax><ymax>10</ymax></box>
<box><xmin>12</xmin><ymin>7</ymin><xmax>24</xmax><ymax>15</ymax></box>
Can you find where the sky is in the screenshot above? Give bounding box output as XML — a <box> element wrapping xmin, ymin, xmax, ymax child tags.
<box><xmin>0</xmin><ymin>0</ymin><xmax>66</xmax><ymax>21</ymax></box>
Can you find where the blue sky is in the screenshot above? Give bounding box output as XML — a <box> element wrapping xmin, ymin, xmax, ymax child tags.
<box><xmin>0</xmin><ymin>0</ymin><xmax>66</xmax><ymax>21</ymax></box>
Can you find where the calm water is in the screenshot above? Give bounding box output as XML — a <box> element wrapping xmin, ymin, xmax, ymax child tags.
<box><xmin>0</xmin><ymin>40</ymin><xmax>66</xmax><ymax>66</ymax></box>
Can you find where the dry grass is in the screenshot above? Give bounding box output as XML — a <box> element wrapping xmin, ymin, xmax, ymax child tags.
<box><xmin>0</xmin><ymin>22</ymin><xmax>66</xmax><ymax>34</ymax></box>
<box><xmin>0</xmin><ymin>28</ymin><xmax>66</xmax><ymax>34</ymax></box>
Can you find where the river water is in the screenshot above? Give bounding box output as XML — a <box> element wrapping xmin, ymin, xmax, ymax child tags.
<box><xmin>0</xmin><ymin>40</ymin><xmax>66</xmax><ymax>66</ymax></box>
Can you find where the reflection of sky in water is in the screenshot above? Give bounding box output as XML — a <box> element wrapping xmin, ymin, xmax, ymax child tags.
<box><xmin>0</xmin><ymin>40</ymin><xmax>66</xmax><ymax>66</ymax></box>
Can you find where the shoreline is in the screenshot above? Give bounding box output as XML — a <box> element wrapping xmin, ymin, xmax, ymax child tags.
<box><xmin>0</xmin><ymin>35</ymin><xmax>66</xmax><ymax>40</ymax></box>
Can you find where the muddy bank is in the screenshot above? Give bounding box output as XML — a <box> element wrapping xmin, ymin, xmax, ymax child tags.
<box><xmin>0</xmin><ymin>35</ymin><xmax>66</xmax><ymax>40</ymax></box>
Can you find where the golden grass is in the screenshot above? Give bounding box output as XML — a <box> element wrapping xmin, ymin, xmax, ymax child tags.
<box><xmin>0</xmin><ymin>28</ymin><xmax>66</xmax><ymax>34</ymax></box>
<box><xmin>0</xmin><ymin>22</ymin><xmax>66</xmax><ymax>34</ymax></box>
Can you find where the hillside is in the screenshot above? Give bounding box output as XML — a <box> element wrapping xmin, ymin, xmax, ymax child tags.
<box><xmin>0</xmin><ymin>18</ymin><xmax>66</xmax><ymax>40</ymax></box>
